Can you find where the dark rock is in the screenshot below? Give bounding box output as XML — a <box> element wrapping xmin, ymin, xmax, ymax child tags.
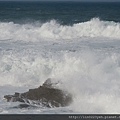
<box><xmin>18</xmin><ymin>104</ymin><xmax>31</xmax><ymax>108</ymax></box>
<box><xmin>4</xmin><ymin>78</ymin><xmax>72</xmax><ymax>108</ymax></box>
<box><xmin>11</xmin><ymin>104</ymin><xmax>37</xmax><ymax>109</ymax></box>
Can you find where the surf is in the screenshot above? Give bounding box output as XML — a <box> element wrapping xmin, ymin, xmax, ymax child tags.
<box><xmin>0</xmin><ymin>18</ymin><xmax>120</xmax><ymax>42</ymax></box>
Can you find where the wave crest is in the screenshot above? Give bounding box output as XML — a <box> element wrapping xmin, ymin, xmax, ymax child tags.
<box><xmin>0</xmin><ymin>18</ymin><xmax>120</xmax><ymax>41</ymax></box>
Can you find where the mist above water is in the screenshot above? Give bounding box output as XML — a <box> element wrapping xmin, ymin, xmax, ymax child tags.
<box><xmin>0</xmin><ymin>18</ymin><xmax>120</xmax><ymax>113</ymax></box>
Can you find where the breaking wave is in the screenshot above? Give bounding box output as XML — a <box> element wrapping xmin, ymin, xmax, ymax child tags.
<box><xmin>1</xmin><ymin>48</ymin><xmax>120</xmax><ymax>113</ymax></box>
<box><xmin>1</xmin><ymin>18</ymin><xmax>120</xmax><ymax>113</ymax></box>
<box><xmin>0</xmin><ymin>18</ymin><xmax>120</xmax><ymax>41</ymax></box>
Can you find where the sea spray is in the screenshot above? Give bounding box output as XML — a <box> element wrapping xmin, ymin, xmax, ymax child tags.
<box><xmin>0</xmin><ymin>18</ymin><xmax>120</xmax><ymax>42</ymax></box>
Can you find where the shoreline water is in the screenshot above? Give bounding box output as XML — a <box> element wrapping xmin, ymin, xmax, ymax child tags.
<box><xmin>0</xmin><ymin>2</ymin><xmax>120</xmax><ymax>113</ymax></box>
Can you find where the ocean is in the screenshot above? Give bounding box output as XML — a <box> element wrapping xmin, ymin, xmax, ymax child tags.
<box><xmin>0</xmin><ymin>1</ymin><xmax>120</xmax><ymax>114</ymax></box>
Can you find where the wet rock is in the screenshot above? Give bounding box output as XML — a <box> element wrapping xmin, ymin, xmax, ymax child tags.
<box><xmin>4</xmin><ymin>78</ymin><xmax>72</xmax><ymax>108</ymax></box>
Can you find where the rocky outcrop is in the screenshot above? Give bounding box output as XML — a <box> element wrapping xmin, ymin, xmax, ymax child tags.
<box><xmin>4</xmin><ymin>78</ymin><xmax>72</xmax><ymax>108</ymax></box>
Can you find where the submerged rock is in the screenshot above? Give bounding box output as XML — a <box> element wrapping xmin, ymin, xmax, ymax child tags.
<box><xmin>4</xmin><ymin>78</ymin><xmax>72</xmax><ymax>108</ymax></box>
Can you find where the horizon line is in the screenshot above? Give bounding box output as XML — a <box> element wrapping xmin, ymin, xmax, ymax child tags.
<box><xmin>0</xmin><ymin>0</ymin><xmax>120</xmax><ymax>2</ymax></box>
<box><xmin>0</xmin><ymin>0</ymin><xmax>120</xmax><ymax>3</ymax></box>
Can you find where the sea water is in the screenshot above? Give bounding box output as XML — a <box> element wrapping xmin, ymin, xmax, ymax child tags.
<box><xmin>0</xmin><ymin>1</ymin><xmax>120</xmax><ymax>114</ymax></box>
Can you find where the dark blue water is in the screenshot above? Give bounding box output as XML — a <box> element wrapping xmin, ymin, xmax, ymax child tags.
<box><xmin>0</xmin><ymin>1</ymin><xmax>120</xmax><ymax>25</ymax></box>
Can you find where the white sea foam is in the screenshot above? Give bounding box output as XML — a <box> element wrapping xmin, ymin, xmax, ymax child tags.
<box><xmin>0</xmin><ymin>18</ymin><xmax>120</xmax><ymax>42</ymax></box>
<box><xmin>1</xmin><ymin>18</ymin><xmax>120</xmax><ymax>113</ymax></box>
